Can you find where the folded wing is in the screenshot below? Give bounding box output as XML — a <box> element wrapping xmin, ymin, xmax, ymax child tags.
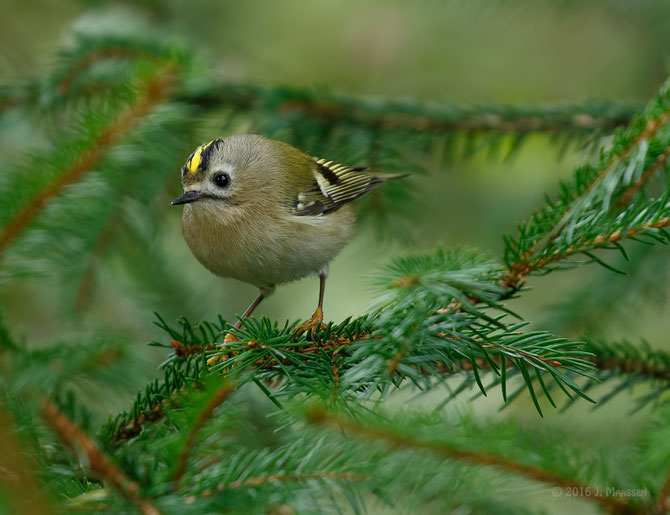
<box><xmin>295</xmin><ymin>158</ymin><xmax>408</xmax><ymax>216</ymax></box>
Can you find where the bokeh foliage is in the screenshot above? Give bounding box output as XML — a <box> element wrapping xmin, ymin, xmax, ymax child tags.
<box><xmin>2</xmin><ymin>2</ymin><xmax>670</xmax><ymax>514</ymax></box>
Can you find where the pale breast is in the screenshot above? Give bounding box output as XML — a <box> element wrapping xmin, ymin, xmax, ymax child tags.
<box><xmin>182</xmin><ymin>201</ymin><xmax>355</xmax><ymax>288</ymax></box>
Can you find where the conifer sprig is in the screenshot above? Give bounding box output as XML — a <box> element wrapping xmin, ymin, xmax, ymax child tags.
<box><xmin>504</xmin><ymin>79</ymin><xmax>670</xmax><ymax>289</ymax></box>
<box><xmin>40</xmin><ymin>398</ymin><xmax>159</xmax><ymax>515</ymax></box>
<box><xmin>0</xmin><ymin>67</ymin><xmax>176</xmax><ymax>255</ymax></box>
<box><xmin>188</xmin><ymin>83</ymin><xmax>641</xmax><ymax>136</ymax></box>
<box><xmin>120</xmin><ymin>313</ymin><xmax>670</xmax><ymax>441</ymax></box>
<box><xmin>430</xmin><ymin>338</ymin><xmax>670</xmax><ymax>411</ymax></box>
<box><xmin>306</xmin><ymin>408</ymin><xmax>646</xmax><ymax>514</ymax></box>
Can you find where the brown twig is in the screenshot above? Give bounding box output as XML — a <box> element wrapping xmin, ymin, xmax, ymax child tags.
<box><xmin>170</xmin><ymin>339</ymin><xmax>216</xmax><ymax>358</ymax></box>
<box><xmin>40</xmin><ymin>398</ymin><xmax>160</xmax><ymax>515</ymax></box>
<box><xmin>74</xmin><ymin>221</ymin><xmax>117</xmax><ymax>312</ymax></box>
<box><xmin>0</xmin><ymin>67</ymin><xmax>175</xmax><ymax>255</ymax></box>
<box><xmin>616</xmin><ymin>145</ymin><xmax>670</xmax><ymax>207</ymax></box>
<box><xmin>655</xmin><ymin>469</ymin><xmax>670</xmax><ymax>513</ymax></box>
<box><xmin>307</xmin><ymin>409</ymin><xmax>643</xmax><ymax>514</ymax></box>
<box><xmin>386</xmin><ymin>349</ymin><xmax>408</xmax><ymax>375</ymax></box>
<box><xmin>169</xmin><ymin>328</ymin><xmax>670</xmax><ymax>383</ymax></box>
<box><xmin>515</xmin><ymin>217</ymin><xmax>670</xmax><ymax>279</ymax></box>
<box><xmin>433</xmin><ymin>351</ymin><xmax>670</xmax><ymax>387</ymax></box>
<box><xmin>0</xmin><ymin>95</ymin><xmax>22</xmax><ymax>112</ymax></box>
<box><xmin>434</xmin><ymin>331</ymin><xmax>563</xmax><ymax>368</ymax></box>
<box><xmin>58</xmin><ymin>47</ymin><xmax>160</xmax><ymax>93</ymax></box>
<box><xmin>173</xmin><ymin>382</ymin><xmax>236</xmax><ymax>486</ymax></box>
<box><xmin>276</xmin><ymin>98</ymin><xmax>635</xmax><ymax>134</ymax></box>
<box><xmin>482</xmin><ymin>340</ymin><xmax>561</xmax><ymax>367</ymax></box>
<box><xmin>180</xmin><ymin>84</ymin><xmax>639</xmax><ymax>134</ymax></box>
<box><xmin>0</xmin><ymin>403</ymin><xmax>54</xmax><ymax>515</ymax></box>
<box><xmin>111</xmin><ymin>402</ymin><xmax>166</xmax><ymax>443</ymax></box>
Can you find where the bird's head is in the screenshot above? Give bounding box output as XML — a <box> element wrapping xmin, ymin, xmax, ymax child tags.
<box><xmin>171</xmin><ymin>134</ymin><xmax>284</xmax><ymax>210</ymax></box>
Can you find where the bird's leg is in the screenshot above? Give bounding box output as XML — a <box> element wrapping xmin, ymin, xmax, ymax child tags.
<box><xmin>297</xmin><ymin>266</ymin><xmax>328</xmax><ymax>333</ymax></box>
<box><xmin>223</xmin><ymin>289</ymin><xmax>269</xmax><ymax>343</ymax></box>
<box><xmin>209</xmin><ymin>288</ymin><xmax>271</xmax><ymax>366</ymax></box>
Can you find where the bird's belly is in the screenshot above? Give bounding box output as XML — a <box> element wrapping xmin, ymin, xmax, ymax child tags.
<box><xmin>182</xmin><ymin>205</ymin><xmax>354</xmax><ymax>288</ymax></box>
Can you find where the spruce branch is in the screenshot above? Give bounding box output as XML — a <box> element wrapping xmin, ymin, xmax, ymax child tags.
<box><xmin>307</xmin><ymin>409</ymin><xmax>641</xmax><ymax>515</ymax></box>
<box><xmin>156</xmin><ymin>296</ymin><xmax>593</xmax><ymax>417</ymax></box>
<box><xmin>105</xmin><ymin>317</ymin><xmax>373</xmax><ymax>442</ymax></box>
<box><xmin>103</xmin><ymin>354</ymin><xmax>211</xmax><ymax>443</ymax></box>
<box><xmin>505</xmin><ymin>214</ymin><xmax>670</xmax><ymax>284</ymax></box>
<box><xmin>5</xmin><ymin>32</ymin><xmax>641</xmax><ymax>143</ymax></box>
<box><xmin>41</xmin><ymin>34</ymin><xmax>186</xmax><ymax>107</ymax></box>
<box><xmin>503</xmin><ymin>81</ymin><xmax>670</xmax><ymax>289</ymax></box>
<box><xmin>0</xmin><ymin>67</ymin><xmax>176</xmax><ymax>255</ymax></box>
<box><xmin>126</xmin><ymin>219</ymin><xmax>670</xmax><ymax>438</ymax></box>
<box><xmin>437</xmin><ymin>338</ymin><xmax>670</xmax><ymax>410</ymax></box>
<box><xmin>173</xmin><ymin>381</ymin><xmax>235</xmax><ymax>487</ymax></box>
<box><xmin>184</xmin><ymin>84</ymin><xmax>640</xmax><ymax>136</ymax></box>
<box><xmin>40</xmin><ymin>398</ymin><xmax>159</xmax><ymax>515</ymax></box>
<box><xmin>150</xmin><ymin>315</ymin><xmax>670</xmax><ymax>417</ymax></box>
<box><xmin>157</xmin><ymin>407</ymin><xmax>550</xmax><ymax>512</ymax></box>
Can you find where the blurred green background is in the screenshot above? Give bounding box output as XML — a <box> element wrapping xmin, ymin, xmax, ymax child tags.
<box><xmin>1</xmin><ymin>2</ymin><xmax>669</xmax><ymax>511</ymax></box>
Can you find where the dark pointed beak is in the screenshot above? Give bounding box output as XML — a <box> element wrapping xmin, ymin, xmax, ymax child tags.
<box><xmin>171</xmin><ymin>191</ymin><xmax>201</xmax><ymax>206</ymax></box>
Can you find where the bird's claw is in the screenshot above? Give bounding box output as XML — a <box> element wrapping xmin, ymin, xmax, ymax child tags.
<box><xmin>295</xmin><ymin>307</ymin><xmax>327</xmax><ymax>334</ymax></box>
<box><xmin>206</xmin><ymin>332</ymin><xmax>239</xmax><ymax>366</ymax></box>
<box><xmin>223</xmin><ymin>332</ymin><xmax>239</xmax><ymax>345</ymax></box>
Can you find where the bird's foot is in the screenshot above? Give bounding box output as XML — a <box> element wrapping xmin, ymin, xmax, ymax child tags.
<box><xmin>206</xmin><ymin>332</ymin><xmax>239</xmax><ymax>366</ymax></box>
<box><xmin>295</xmin><ymin>307</ymin><xmax>327</xmax><ymax>335</ymax></box>
<box><xmin>223</xmin><ymin>332</ymin><xmax>239</xmax><ymax>345</ymax></box>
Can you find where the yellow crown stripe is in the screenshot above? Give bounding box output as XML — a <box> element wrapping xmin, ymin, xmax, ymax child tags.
<box><xmin>187</xmin><ymin>147</ymin><xmax>204</xmax><ymax>174</ymax></box>
<box><xmin>187</xmin><ymin>140</ymin><xmax>217</xmax><ymax>175</ymax></box>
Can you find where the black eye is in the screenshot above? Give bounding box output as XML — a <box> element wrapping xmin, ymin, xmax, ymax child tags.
<box><xmin>213</xmin><ymin>173</ymin><xmax>230</xmax><ymax>188</ymax></box>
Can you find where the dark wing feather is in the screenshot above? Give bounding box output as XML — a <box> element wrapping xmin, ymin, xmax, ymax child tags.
<box><xmin>294</xmin><ymin>158</ymin><xmax>407</xmax><ymax>216</ymax></box>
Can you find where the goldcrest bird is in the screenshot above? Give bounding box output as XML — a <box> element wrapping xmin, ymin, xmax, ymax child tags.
<box><xmin>171</xmin><ymin>134</ymin><xmax>407</xmax><ymax>344</ymax></box>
